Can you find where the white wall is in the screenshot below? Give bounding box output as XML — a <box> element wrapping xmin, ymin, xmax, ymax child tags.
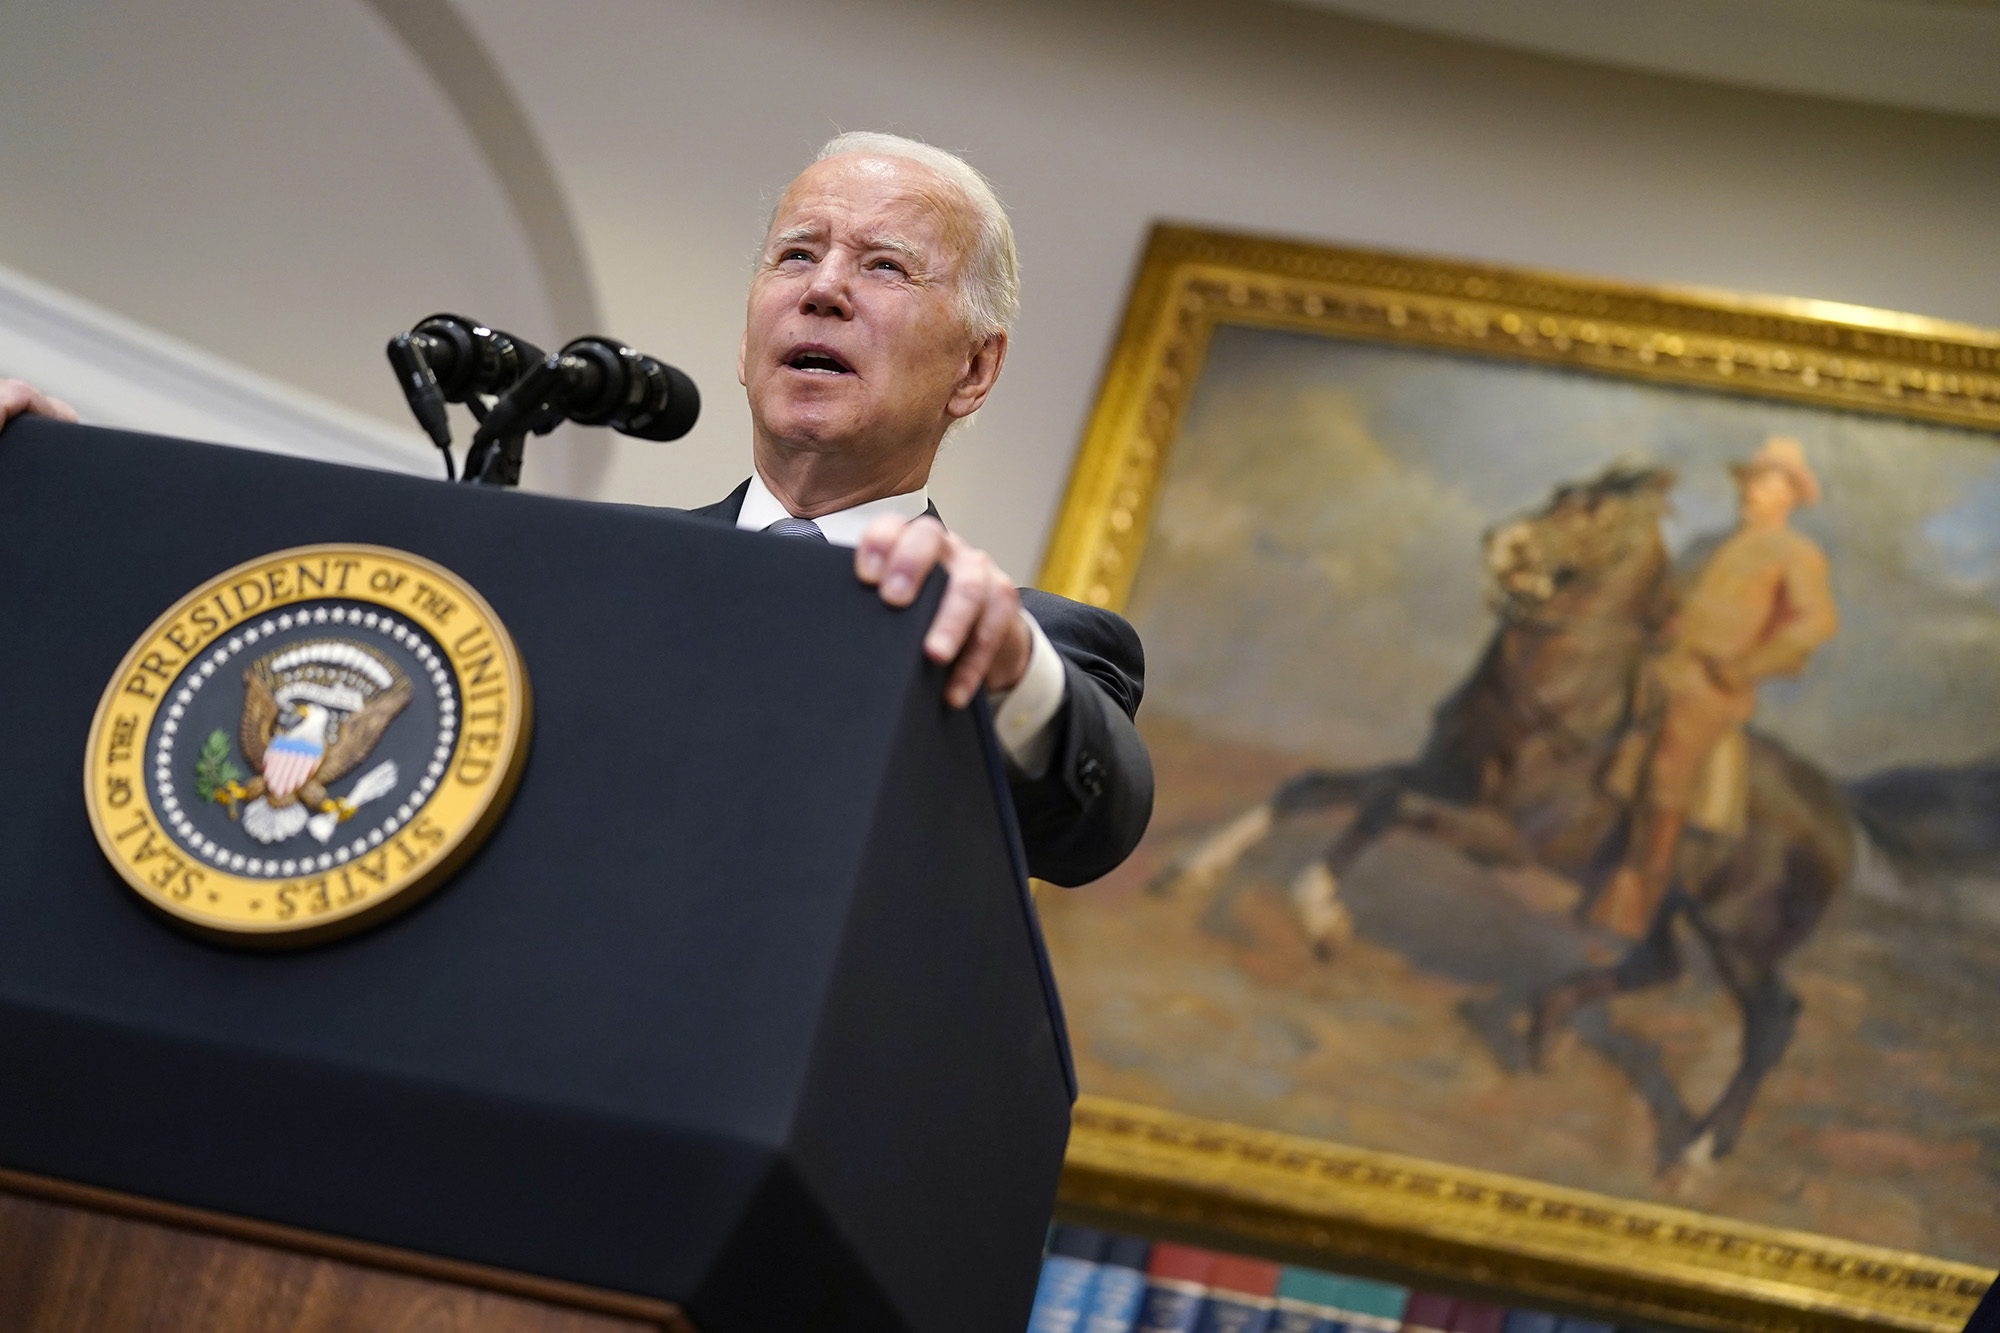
<box><xmin>0</xmin><ymin>261</ymin><xmax>433</xmax><ymax>473</ymax></box>
<box><xmin>464</xmin><ymin>0</ymin><xmax>2000</xmax><ymax>573</ymax></box>
<box><xmin>2</xmin><ymin>0</ymin><xmax>1996</xmax><ymax>577</ymax></box>
<box><xmin>0</xmin><ymin>0</ymin><xmax>569</xmax><ymax>485</ymax></box>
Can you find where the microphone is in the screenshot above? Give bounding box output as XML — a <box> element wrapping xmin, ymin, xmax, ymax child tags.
<box><xmin>464</xmin><ymin>336</ymin><xmax>700</xmax><ymax>486</ymax></box>
<box><xmin>386</xmin><ymin>314</ymin><xmax>547</xmax><ymax>478</ymax></box>
<box><xmin>550</xmin><ymin>336</ymin><xmax>701</xmax><ymax>442</ymax></box>
<box><xmin>392</xmin><ymin>313</ymin><xmax>546</xmax><ymax>404</ymax></box>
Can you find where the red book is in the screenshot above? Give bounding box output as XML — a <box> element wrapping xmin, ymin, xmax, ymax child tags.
<box><xmin>1402</xmin><ymin>1292</ymin><xmax>1457</xmax><ymax>1333</ymax></box>
<box><xmin>1139</xmin><ymin>1244</ymin><xmax>1217</xmax><ymax>1333</ymax></box>
<box><xmin>1208</xmin><ymin>1254</ymin><xmax>1283</xmax><ymax>1298</ymax></box>
<box><xmin>1147</xmin><ymin>1242</ymin><xmax>1218</xmax><ymax>1285</ymax></box>
<box><xmin>1450</xmin><ymin>1300</ymin><xmax>1508</xmax><ymax>1333</ymax></box>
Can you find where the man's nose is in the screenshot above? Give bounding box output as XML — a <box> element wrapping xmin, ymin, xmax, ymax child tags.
<box><xmin>799</xmin><ymin>258</ymin><xmax>854</xmax><ymax>319</ymax></box>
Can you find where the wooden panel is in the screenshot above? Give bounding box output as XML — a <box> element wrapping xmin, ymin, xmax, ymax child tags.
<box><xmin>0</xmin><ymin>1175</ymin><xmax>691</xmax><ymax>1333</ymax></box>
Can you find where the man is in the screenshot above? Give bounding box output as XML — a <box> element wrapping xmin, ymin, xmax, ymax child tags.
<box><xmin>0</xmin><ymin>132</ymin><xmax>1153</xmax><ymax>886</ymax></box>
<box><xmin>1590</xmin><ymin>434</ymin><xmax>1837</xmax><ymax>937</ymax></box>
<box><xmin>698</xmin><ymin>131</ymin><xmax>1150</xmax><ymax>886</ymax></box>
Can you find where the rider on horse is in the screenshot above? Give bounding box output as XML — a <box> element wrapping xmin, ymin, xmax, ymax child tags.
<box><xmin>1590</xmin><ymin>435</ymin><xmax>1839</xmax><ymax>938</ymax></box>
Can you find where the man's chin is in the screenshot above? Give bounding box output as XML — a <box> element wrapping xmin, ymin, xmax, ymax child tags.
<box><xmin>755</xmin><ymin>405</ymin><xmax>868</xmax><ymax>453</ymax></box>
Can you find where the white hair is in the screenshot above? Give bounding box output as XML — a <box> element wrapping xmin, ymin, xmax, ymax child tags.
<box><xmin>798</xmin><ymin>131</ymin><xmax>1020</xmax><ymax>339</ymax></box>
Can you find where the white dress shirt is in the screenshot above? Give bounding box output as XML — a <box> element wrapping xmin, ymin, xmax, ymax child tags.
<box><xmin>736</xmin><ymin>473</ymin><xmax>1068</xmax><ymax>777</ymax></box>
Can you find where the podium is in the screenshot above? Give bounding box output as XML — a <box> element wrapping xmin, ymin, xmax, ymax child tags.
<box><xmin>0</xmin><ymin>419</ymin><xmax>1075</xmax><ymax>1332</ymax></box>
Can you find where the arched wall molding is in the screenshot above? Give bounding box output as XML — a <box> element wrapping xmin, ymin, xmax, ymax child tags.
<box><xmin>360</xmin><ymin>0</ymin><xmax>602</xmax><ymax>339</ymax></box>
<box><xmin>361</xmin><ymin>0</ymin><xmax>613</xmax><ymax>497</ymax></box>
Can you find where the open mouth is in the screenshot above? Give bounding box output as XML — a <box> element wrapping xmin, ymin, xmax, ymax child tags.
<box><xmin>785</xmin><ymin>346</ymin><xmax>853</xmax><ymax>374</ymax></box>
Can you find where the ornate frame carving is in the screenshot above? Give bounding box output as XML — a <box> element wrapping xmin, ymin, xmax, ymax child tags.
<box><xmin>1060</xmin><ymin>1097</ymin><xmax>1989</xmax><ymax>1333</ymax></box>
<box><xmin>1041</xmin><ymin>225</ymin><xmax>2000</xmax><ymax>612</ymax></box>
<box><xmin>1041</xmin><ymin>226</ymin><xmax>2000</xmax><ymax>1332</ymax></box>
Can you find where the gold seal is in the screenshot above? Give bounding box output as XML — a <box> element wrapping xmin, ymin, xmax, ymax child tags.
<box><xmin>83</xmin><ymin>544</ymin><xmax>532</xmax><ymax>945</ymax></box>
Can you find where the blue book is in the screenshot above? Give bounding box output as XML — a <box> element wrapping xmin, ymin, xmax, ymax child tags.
<box><xmin>1081</xmin><ymin>1233</ymin><xmax>1154</xmax><ymax>1333</ymax></box>
<box><xmin>1136</xmin><ymin>1242</ymin><xmax>1216</xmax><ymax>1333</ymax></box>
<box><xmin>1031</xmin><ymin>1225</ymin><xmax>1109</xmax><ymax>1333</ymax></box>
<box><xmin>1503</xmin><ymin>1313</ymin><xmax>1559</xmax><ymax>1333</ymax></box>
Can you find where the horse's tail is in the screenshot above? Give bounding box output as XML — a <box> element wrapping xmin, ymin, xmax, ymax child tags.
<box><xmin>1840</xmin><ymin>759</ymin><xmax>2000</xmax><ymax>917</ymax></box>
<box><xmin>1845</xmin><ymin>759</ymin><xmax>2000</xmax><ymax>879</ymax></box>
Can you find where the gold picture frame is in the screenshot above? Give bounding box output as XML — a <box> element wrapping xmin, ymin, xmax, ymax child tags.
<box><xmin>1040</xmin><ymin>225</ymin><xmax>2000</xmax><ymax>1333</ymax></box>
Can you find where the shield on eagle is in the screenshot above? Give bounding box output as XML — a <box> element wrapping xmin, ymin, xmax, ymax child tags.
<box><xmin>217</xmin><ymin>639</ymin><xmax>413</xmax><ymax>844</ymax></box>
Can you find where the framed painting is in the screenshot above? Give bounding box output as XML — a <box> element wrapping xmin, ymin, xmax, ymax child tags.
<box><xmin>1038</xmin><ymin>225</ymin><xmax>2000</xmax><ymax>1333</ymax></box>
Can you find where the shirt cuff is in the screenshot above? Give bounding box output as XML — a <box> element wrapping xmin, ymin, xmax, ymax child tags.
<box><xmin>989</xmin><ymin>609</ymin><xmax>1067</xmax><ymax>779</ymax></box>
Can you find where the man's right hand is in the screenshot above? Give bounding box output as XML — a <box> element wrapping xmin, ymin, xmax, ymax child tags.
<box><xmin>0</xmin><ymin>379</ymin><xmax>79</xmax><ymax>430</ymax></box>
<box><xmin>1699</xmin><ymin>652</ymin><xmax>1751</xmax><ymax>694</ymax></box>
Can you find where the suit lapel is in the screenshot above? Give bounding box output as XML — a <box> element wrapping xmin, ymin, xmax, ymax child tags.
<box><xmin>688</xmin><ymin>478</ymin><xmax>752</xmax><ymax>524</ymax></box>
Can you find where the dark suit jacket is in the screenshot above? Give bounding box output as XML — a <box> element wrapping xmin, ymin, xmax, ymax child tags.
<box><xmin>689</xmin><ymin>480</ymin><xmax>1154</xmax><ymax>885</ymax></box>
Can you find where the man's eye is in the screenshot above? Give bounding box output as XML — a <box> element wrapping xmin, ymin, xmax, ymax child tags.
<box><xmin>870</xmin><ymin>259</ymin><xmax>906</xmax><ymax>274</ymax></box>
<box><xmin>779</xmin><ymin>248</ymin><xmax>813</xmax><ymax>262</ymax></box>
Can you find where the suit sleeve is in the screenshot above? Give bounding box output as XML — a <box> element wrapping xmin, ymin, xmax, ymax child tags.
<box><xmin>1010</xmin><ymin>590</ymin><xmax>1155</xmax><ymax>886</ymax></box>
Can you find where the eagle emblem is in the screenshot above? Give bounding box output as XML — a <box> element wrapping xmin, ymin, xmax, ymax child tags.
<box><xmin>210</xmin><ymin>639</ymin><xmax>413</xmax><ymax>845</ymax></box>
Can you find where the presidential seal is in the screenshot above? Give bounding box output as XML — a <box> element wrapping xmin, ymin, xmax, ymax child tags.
<box><xmin>83</xmin><ymin>545</ymin><xmax>531</xmax><ymax>945</ymax></box>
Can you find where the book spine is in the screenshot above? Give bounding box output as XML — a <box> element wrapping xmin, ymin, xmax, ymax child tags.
<box><xmin>1031</xmin><ymin>1254</ymin><xmax>1104</xmax><ymax>1333</ymax></box>
<box><xmin>1195</xmin><ymin>1294</ymin><xmax>1277</xmax><ymax>1333</ymax></box>
<box><xmin>1269</xmin><ymin>1298</ymin><xmax>1340</xmax><ymax>1333</ymax></box>
<box><xmin>1084</xmin><ymin>1262</ymin><xmax>1151</xmax><ymax>1333</ymax></box>
<box><xmin>1501</xmin><ymin>1312</ymin><xmax>1560</xmax><ymax>1333</ymax></box>
<box><xmin>1345</xmin><ymin>1314</ymin><xmax>1407</xmax><ymax>1333</ymax></box>
<box><xmin>1137</xmin><ymin>1277</ymin><xmax>1210</xmax><ymax>1333</ymax></box>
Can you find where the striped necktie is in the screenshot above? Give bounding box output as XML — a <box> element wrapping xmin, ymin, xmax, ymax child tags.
<box><xmin>764</xmin><ymin>516</ymin><xmax>828</xmax><ymax>542</ymax></box>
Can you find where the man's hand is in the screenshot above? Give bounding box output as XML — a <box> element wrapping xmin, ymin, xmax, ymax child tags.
<box><xmin>1700</xmin><ymin>652</ymin><xmax>1751</xmax><ymax>694</ymax></box>
<box><xmin>856</xmin><ymin>514</ymin><xmax>1032</xmax><ymax>708</ymax></box>
<box><xmin>0</xmin><ymin>379</ymin><xmax>78</xmax><ymax>429</ymax></box>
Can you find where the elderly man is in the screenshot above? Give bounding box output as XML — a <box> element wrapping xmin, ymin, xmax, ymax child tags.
<box><xmin>698</xmin><ymin>132</ymin><xmax>1150</xmax><ymax>885</ymax></box>
<box><xmin>0</xmin><ymin>132</ymin><xmax>1153</xmax><ymax>886</ymax></box>
<box><xmin>1590</xmin><ymin>435</ymin><xmax>1837</xmax><ymax>937</ymax></box>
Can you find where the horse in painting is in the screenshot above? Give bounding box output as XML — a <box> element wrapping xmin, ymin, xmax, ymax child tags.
<box><xmin>1151</xmin><ymin>464</ymin><xmax>1854</xmax><ymax>1173</ymax></box>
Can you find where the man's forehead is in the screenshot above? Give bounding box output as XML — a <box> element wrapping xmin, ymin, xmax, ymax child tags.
<box><xmin>768</xmin><ymin>155</ymin><xmax>971</xmax><ymax>251</ymax></box>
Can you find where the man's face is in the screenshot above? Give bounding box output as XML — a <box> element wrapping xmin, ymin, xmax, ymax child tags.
<box><xmin>739</xmin><ymin>154</ymin><xmax>995</xmax><ymax>467</ymax></box>
<box><xmin>1738</xmin><ymin>467</ymin><xmax>1797</xmax><ymax>524</ymax></box>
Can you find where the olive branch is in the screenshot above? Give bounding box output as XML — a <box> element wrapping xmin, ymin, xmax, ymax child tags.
<box><xmin>193</xmin><ymin>729</ymin><xmax>243</xmax><ymax>802</ymax></box>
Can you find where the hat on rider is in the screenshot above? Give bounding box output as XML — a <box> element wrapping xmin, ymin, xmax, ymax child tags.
<box><xmin>1731</xmin><ymin>434</ymin><xmax>1821</xmax><ymax>507</ymax></box>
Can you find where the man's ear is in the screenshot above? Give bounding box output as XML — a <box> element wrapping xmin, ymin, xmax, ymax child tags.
<box><xmin>945</xmin><ymin>331</ymin><xmax>1008</xmax><ymax>421</ymax></box>
<box><xmin>737</xmin><ymin>326</ymin><xmax>750</xmax><ymax>388</ymax></box>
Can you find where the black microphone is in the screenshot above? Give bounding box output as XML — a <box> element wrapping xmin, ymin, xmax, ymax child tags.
<box><xmin>386</xmin><ymin>314</ymin><xmax>548</xmax><ymax>479</ymax></box>
<box><xmin>385</xmin><ymin>332</ymin><xmax>451</xmax><ymax>451</ymax></box>
<box><xmin>394</xmin><ymin>313</ymin><xmax>545</xmax><ymax>404</ymax></box>
<box><xmin>554</xmin><ymin>336</ymin><xmax>701</xmax><ymax>442</ymax></box>
<box><xmin>463</xmin><ymin>336</ymin><xmax>700</xmax><ymax>486</ymax></box>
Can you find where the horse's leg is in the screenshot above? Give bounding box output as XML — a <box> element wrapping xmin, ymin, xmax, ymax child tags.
<box><xmin>1288</xmin><ymin>777</ymin><xmax>1409</xmax><ymax>958</ymax></box>
<box><xmin>1526</xmin><ymin>906</ymin><xmax>1683</xmax><ymax>1072</ymax></box>
<box><xmin>1399</xmin><ymin>794</ymin><xmax>1536</xmax><ymax>867</ymax></box>
<box><xmin>1149</xmin><ymin>804</ymin><xmax>1274</xmax><ymax>898</ymax></box>
<box><xmin>1150</xmin><ymin>766</ymin><xmax>1392</xmax><ymax>898</ymax></box>
<box><xmin>1678</xmin><ymin>929</ymin><xmax>1801</xmax><ymax>1168</ymax></box>
<box><xmin>1526</xmin><ymin>907</ymin><xmax>1707</xmax><ymax>1164</ymax></box>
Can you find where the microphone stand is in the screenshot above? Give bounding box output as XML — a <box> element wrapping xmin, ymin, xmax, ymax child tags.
<box><xmin>463</xmin><ymin>355</ymin><xmax>579</xmax><ymax>487</ymax></box>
